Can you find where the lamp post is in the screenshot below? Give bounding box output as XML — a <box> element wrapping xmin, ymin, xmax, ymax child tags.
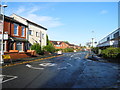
<box><xmin>91</xmin><ymin>38</ymin><xmax>94</xmax><ymax>47</ymax></box>
<box><xmin>0</xmin><ymin>4</ymin><xmax>7</xmax><ymax>64</ymax></box>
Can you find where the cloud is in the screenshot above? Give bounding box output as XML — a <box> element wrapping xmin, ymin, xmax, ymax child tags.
<box><xmin>100</xmin><ymin>10</ymin><xmax>108</xmax><ymax>14</ymax></box>
<box><xmin>25</xmin><ymin>14</ymin><xmax>63</xmax><ymax>28</ymax></box>
<box><xmin>15</xmin><ymin>6</ymin><xmax>63</xmax><ymax>28</ymax></box>
<box><xmin>4</xmin><ymin>0</ymin><xmax>120</xmax><ymax>2</ymax></box>
<box><xmin>16</xmin><ymin>7</ymin><xmax>25</xmax><ymax>14</ymax></box>
<box><xmin>27</xmin><ymin>6</ymin><xmax>40</xmax><ymax>14</ymax></box>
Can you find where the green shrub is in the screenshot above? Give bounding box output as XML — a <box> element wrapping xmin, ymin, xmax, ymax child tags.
<box><xmin>30</xmin><ymin>43</ymin><xmax>42</xmax><ymax>54</ymax></box>
<box><xmin>43</xmin><ymin>43</ymin><xmax>55</xmax><ymax>53</ymax></box>
<box><xmin>101</xmin><ymin>47</ymin><xmax>120</xmax><ymax>58</ymax></box>
<box><xmin>62</xmin><ymin>48</ymin><xmax>74</xmax><ymax>52</ymax></box>
<box><xmin>55</xmin><ymin>49</ymin><xmax>62</xmax><ymax>52</ymax></box>
<box><xmin>92</xmin><ymin>47</ymin><xmax>99</xmax><ymax>54</ymax></box>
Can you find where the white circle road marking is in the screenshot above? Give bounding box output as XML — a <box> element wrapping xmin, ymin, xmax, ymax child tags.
<box><xmin>39</xmin><ymin>63</ymin><xmax>57</xmax><ymax>67</ymax></box>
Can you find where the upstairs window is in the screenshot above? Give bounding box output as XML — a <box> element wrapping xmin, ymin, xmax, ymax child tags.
<box><xmin>21</xmin><ymin>26</ymin><xmax>25</xmax><ymax>37</ymax></box>
<box><xmin>29</xmin><ymin>30</ymin><xmax>33</xmax><ymax>35</ymax></box>
<box><xmin>36</xmin><ymin>32</ymin><xmax>39</xmax><ymax>37</ymax></box>
<box><xmin>14</xmin><ymin>24</ymin><xmax>18</xmax><ymax>36</ymax></box>
<box><xmin>42</xmin><ymin>33</ymin><xmax>44</xmax><ymax>39</ymax></box>
<box><xmin>56</xmin><ymin>45</ymin><xmax>61</xmax><ymax>47</ymax></box>
<box><xmin>107</xmin><ymin>37</ymin><xmax>110</xmax><ymax>41</ymax></box>
<box><xmin>114</xmin><ymin>31</ymin><xmax>119</xmax><ymax>39</ymax></box>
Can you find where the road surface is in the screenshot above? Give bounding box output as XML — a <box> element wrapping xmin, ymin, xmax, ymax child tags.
<box><xmin>1</xmin><ymin>51</ymin><xmax>120</xmax><ymax>88</ymax></box>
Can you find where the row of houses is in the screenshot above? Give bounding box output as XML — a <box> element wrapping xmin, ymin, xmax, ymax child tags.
<box><xmin>0</xmin><ymin>13</ymin><xmax>80</xmax><ymax>59</ymax></box>
<box><xmin>50</xmin><ymin>41</ymin><xmax>81</xmax><ymax>49</ymax></box>
<box><xmin>0</xmin><ymin>14</ymin><xmax>47</xmax><ymax>59</ymax></box>
<box><xmin>97</xmin><ymin>28</ymin><xmax>120</xmax><ymax>48</ymax></box>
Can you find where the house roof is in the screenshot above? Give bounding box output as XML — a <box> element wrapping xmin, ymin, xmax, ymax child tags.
<box><xmin>50</xmin><ymin>41</ymin><xmax>63</xmax><ymax>45</ymax></box>
<box><xmin>0</xmin><ymin>14</ymin><xmax>27</xmax><ymax>27</ymax></box>
<box><xmin>50</xmin><ymin>40</ymin><xmax>79</xmax><ymax>47</ymax></box>
<box><xmin>11</xmin><ymin>13</ymin><xmax>47</xmax><ymax>30</ymax></box>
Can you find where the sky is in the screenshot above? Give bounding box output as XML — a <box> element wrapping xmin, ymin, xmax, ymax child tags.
<box><xmin>2</xmin><ymin>2</ymin><xmax>118</xmax><ymax>46</ymax></box>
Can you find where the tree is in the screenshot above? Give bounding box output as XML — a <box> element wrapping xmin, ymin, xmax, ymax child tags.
<box><xmin>43</xmin><ymin>34</ymin><xmax>55</xmax><ymax>53</ymax></box>
<box><xmin>46</xmin><ymin>34</ymin><xmax>50</xmax><ymax>45</ymax></box>
<box><xmin>63</xmin><ymin>41</ymin><xmax>69</xmax><ymax>44</ymax></box>
<box><xmin>43</xmin><ymin>43</ymin><xmax>55</xmax><ymax>53</ymax></box>
<box><xmin>30</xmin><ymin>43</ymin><xmax>41</xmax><ymax>54</ymax></box>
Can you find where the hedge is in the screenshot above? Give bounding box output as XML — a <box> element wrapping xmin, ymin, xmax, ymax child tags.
<box><xmin>101</xmin><ymin>47</ymin><xmax>120</xmax><ymax>59</ymax></box>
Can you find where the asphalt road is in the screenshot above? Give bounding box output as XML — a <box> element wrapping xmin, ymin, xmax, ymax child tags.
<box><xmin>1</xmin><ymin>51</ymin><xmax>120</xmax><ymax>88</ymax></box>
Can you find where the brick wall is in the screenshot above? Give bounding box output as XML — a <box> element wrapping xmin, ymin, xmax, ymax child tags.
<box><xmin>4</xmin><ymin>52</ymin><xmax>32</xmax><ymax>60</ymax></box>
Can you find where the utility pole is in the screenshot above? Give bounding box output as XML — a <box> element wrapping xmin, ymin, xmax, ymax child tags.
<box><xmin>0</xmin><ymin>2</ymin><xmax>7</xmax><ymax>64</ymax></box>
<box><xmin>91</xmin><ymin>31</ymin><xmax>94</xmax><ymax>47</ymax></box>
<box><xmin>91</xmin><ymin>38</ymin><xmax>94</xmax><ymax>47</ymax></box>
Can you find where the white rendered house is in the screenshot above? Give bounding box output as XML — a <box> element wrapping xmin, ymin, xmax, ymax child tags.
<box><xmin>10</xmin><ymin>14</ymin><xmax>47</xmax><ymax>48</ymax></box>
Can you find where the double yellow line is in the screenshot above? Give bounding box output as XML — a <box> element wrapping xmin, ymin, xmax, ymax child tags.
<box><xmin>0</xmin><ymin>55</ymin><xmax>63</xmax><ymax>68</ymax></box>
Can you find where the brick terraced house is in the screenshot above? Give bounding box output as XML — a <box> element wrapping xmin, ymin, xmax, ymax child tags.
<box><xmin>50</xmin><ymin>41</ymin><xmax>80</xmax><ymax>49</ymax></box>
<box><xmin>0</xmin><ymin>15</ymin><xmax>28</xmax><ymax>52</ymax></box>
<box><xmin>50</xmin><ymin>41</ymin><xmax>69</xmax><ymax>49</ymax></box>
<box><xmin>0</xmin><ymin>15</ymin><xmax>31</xmax><ymax>59</ymax></box>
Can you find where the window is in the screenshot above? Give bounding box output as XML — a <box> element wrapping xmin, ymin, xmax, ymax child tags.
<box><xmin>107</xmin><ymin>37</ymin><xmax>110</xmax><ymax>41</ymax></box>
<box><xmin>21</xmin><ymin>26</ymin><xmax>25</xmax><ymax>37</ymax></box>
<box><xmin>42</xmin><ymin>33</ymin><xmax>44</xmax><ymax>39</ymax></box>
<box><xmin>36</xmin><ymin>32</ymin><xmax>39</xmax><ymax>37</ymax></box>
<box><xmin>14</xmin><ymin>24</ymin><xmax>18</xmax><ymax>35</ymax></box>
<box><xmin>16</xmin><ymin>42</ymin><xmax>22</xmax><ymax>51</ymax></box>
<box><xmin>56</xmin><ymin>45</ymin><xmax>60</xmax><ymax>47</ymax></box>
<box><xmin>29</xmin><ymin>30</ymin><xmax>33</xmax><ymax>35</ymax></box>
<box><xmin>114</xmin><ymin>31</ymin><xmax>119</xmax><ymax>39</ymax></box>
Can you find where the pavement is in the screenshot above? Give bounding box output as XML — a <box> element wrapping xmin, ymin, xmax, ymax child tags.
<box><xmin>1</xmin><ymin>51</ymin><xmax>120</xmax><ymax>89</ymax></box>
<box><xmin>87</xmin><ymin>53</ymin><xmax>113</xmax><ymax>63</ymax></box>
<box><xmin>2</xmin><ymin>53</ymin><xmax>61</xmax><ymax>66</ymax></box>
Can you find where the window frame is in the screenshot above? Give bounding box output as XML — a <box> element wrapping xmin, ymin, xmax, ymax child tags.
<box><xmin>29</xmin><ymin>30</ymin><xmax>33</xmax><ymax>35</ymax></box>
<box><xmin>14</xmin><ymin>23</ymin><xmax>19</xmax><ymax>36</ymax></box>
<box><xmin>36</xmin><ymin>32</ymin><xmax>39</xmax><ymax>37</ymax></box>
<box><xmin>21</xmin><ymin>26</ymin><xmax>25</xmax><ymax>37</ymax></box>
<box><xmin>16</xmin><ymin>42</ymin><xmax>23</xmax><ymax>51</ymax></box>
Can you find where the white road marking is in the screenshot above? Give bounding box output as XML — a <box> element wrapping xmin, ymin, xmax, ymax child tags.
<box><xmin>87</xmin><ymin>59</ymin><xmax>92</xmax><ymax>62</ymax></box>
<box><xmin>112</xmin><ymin>66</ymin><xmax>119</xmax><ymax>70</ymax></box>
<box><xmin>67</xmin><ymin>63</ymin><xmax>72</xmax><ymax>67</ymax></box>
<box><xmin>39</xmin><ymin>63</ymin><xmax>56</xmax><ymax>67</ymax></box>
<box><xmin>0</xmin><ymin>74</ymin><xmax>18</xmax><ymax>83</ymax></box>
<box><xmin>26</xmin><ymin>64</ymin><xmax>44</xmax><ymax>70</ymax></box>
<box><xmin>58</xmin><ymin>67</ymin><xmax>67</xmax><ymax>70</ymax></box>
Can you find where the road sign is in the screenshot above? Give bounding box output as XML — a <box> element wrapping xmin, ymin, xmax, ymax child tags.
<box><xmin>0</xmin><ymin>21</ymin><xmax>3</xmax><ymax>32</ymax></box>
<box><xmin>0</xmin><ymin>34</ymin><xmax>8</xmax><ymax>40</ymax></box>
<box><xmin>2</xmin><ymin>55</ymin><xmax>11</xmax><ymax>59</ymax></box>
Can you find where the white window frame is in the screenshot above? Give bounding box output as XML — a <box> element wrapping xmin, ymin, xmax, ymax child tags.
<box><xmin>42</xmin><ymin>33</ymin><xmax>44</xmax><ymax>39</ymax></box>
<box><xmin>14</xmin><ymin>23</ymin><xmax>19</xmax><ymax>36</ymax></box>
<box><xmin>36</xmin><ymin>32</ymin><xmax>39</xmax><ymax>37</ymax></box>
<box><xmin>29</xmin><ymin>30</ymin><xmax>33</xmax><ymax>35</ymax></box>
<box><xmin>21</xmin><ymin>26</ymin><xmax>25</xmax><ymax>37</ymax></box>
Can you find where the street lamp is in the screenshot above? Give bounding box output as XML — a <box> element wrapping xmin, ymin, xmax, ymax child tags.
<box><xmin>91</xmin><ymin>38</ymin><xmax>94</xmax><ymax>47</ymax></box>
<box><xmin>0</xmin><ymin>4</ymin><xmax>7</xmax><ymax>64</ymax></box>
